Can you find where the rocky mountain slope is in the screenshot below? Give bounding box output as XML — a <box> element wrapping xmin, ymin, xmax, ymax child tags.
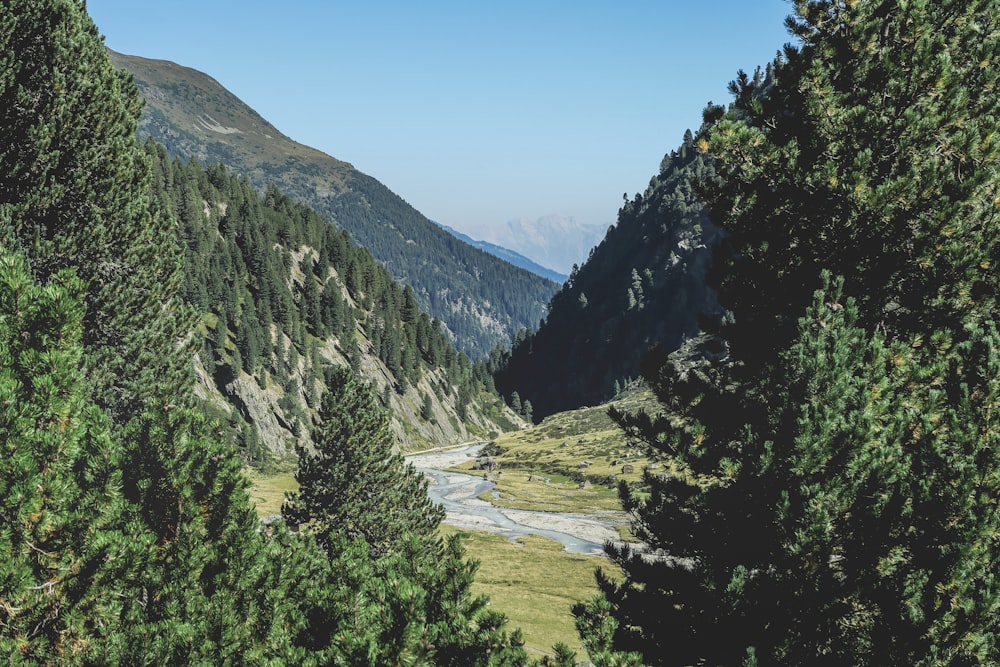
<box><xmin>148</xmin><ymin>145</ymin><xmax>521</xmax><ymax>458</ymax></box>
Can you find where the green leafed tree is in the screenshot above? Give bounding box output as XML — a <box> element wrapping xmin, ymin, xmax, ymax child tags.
<box><xmin>698</xmin><ymin>0</ymin><xmax>1000</xmax><ymax>366</ymax></box>
<box><xmin>584</xmin><ymin>2</ymin><xmax>1000</xmax><ymax>665</ymax></box>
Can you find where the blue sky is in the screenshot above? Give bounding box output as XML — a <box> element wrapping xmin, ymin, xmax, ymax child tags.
<box><xmin>87</xmin><ymin>1</ymin><xmax>795</xmax><ymax>234</ymax></box>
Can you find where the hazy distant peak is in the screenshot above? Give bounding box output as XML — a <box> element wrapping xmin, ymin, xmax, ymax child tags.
<box><xmin>462</xmin><ymin>215</ymin><xmax>607</xmax><ymax>275</ymax></box>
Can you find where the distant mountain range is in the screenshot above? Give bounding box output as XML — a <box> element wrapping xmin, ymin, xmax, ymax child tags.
<box><xmin>434</xmin><ymin>222</ymin><xmax>567</xmax><ymax>284</ymax></box>
<box><xmin>455</xmin><ymin>215</ymin><xmax>608</xmax><ymax>276</ymax></box>
<box><xmin>108</xmin><ymin>50</ymin><xmax>558</xmax><ymax>358</ymax></box>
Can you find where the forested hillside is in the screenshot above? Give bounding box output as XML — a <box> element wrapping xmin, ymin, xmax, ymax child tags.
<box><xmin>146</xmin><ymin>145</ymin><xmax>520</xmax><ymax>460</ymax></box>
<box><xmin>493</xmin><ymin>128</ymin><xmax>723</xmax><ymax>419</ymax></box>
<box><xmin>107</xmin><ymin>50</ymin><xmax>559</xmax><ymax>359</ymax></box>
<box><xmin>0</xmin><ymin>2</ymin><xmax>533</xmax><ymax>663</ymax></box>
<box><xmin>9</xmin><ymin>0</ymin><xmax>1000</xmax><ymax>664</ymax></box>
<box><xmin>571</xmin><ymin>2</ymin><xmax>1000</xmax><ymax>665</ymax></box>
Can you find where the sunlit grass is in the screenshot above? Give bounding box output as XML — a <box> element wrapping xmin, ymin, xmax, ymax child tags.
<box><xmin>245</xmin><ymin>467</ymin><xmax>298</xmax><ymax>517</ymax></box>
<box><xmin>473</xmin><ymin>467</ymin><xmax>623</xmax><ymax>514</ymax></box>
<box><xmin>245</xmin><ymin>390</ymin><xmax>652</xmax><ymax>659</ymax></box>
<box><xmin>455</xmin><ymin>387</ymin><xmax>662</xmax><ymax>515</ymax></box>
<box><xmin>443</xmin><ymin>526</ymin><xmax>619</xmax><ymax>662</ymax></box>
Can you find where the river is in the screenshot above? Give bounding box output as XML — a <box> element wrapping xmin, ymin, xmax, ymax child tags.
<box><xmin>406</xmin><ymin>444</ymin><xmax>623</xmax><ymax>555</ymax></box>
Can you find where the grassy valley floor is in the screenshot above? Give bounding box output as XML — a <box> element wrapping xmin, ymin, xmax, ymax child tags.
<box><xmin>440</xmin><ymin>526</ymin><xmax>614</xmax><ymax>661</ymax></box>
<box><xmin>244</xmin><ymin>391</ymin><xmax>659</xmax><ymax>659</ymax></box>
<box><xmin>247</xmin><ymin>467</ymin><xmax>615</xmax><ymax>660</ymax></box>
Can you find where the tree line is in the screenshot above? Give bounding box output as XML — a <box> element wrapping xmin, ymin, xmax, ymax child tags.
<box><xmin>149</xmin><ymin>145</ymin><xmax>511</xmax><ymax>461</ymax></box>
<box><xmin>0</xmin><ymin>2</ymin><xmax>530</xmax><ymax>663</ymax></box>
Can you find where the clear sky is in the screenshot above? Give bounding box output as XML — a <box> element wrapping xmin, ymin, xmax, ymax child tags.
<box><xmin>86</xmin><ymin>1</ymin><xmax>795</xmax><ymax>234</ymax></box>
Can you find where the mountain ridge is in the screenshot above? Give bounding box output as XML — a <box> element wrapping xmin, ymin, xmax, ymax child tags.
<box><xmin>109</xmin><ymin>49</ymin><xmax>557</xmax><ymax>359</ymax></box>
<box><xmin>458</xmin><ymin>215</ymin><xmax>607</xmax><ymax>276</ymax></box>
<box><xmin>150</xmin><ymin>146</ymin><xmax>522</xmax><ymax>457</ymax></box>
<box><xmin>493</xmin><ymin>130</ymin><xmax>721</xmax><ymax>419</ymax></box>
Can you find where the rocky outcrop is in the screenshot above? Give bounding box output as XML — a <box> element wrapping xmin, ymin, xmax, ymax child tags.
<box><xmin>225</xmin><ymin>374</ymin><xmax>301</xmax><ymax>458</ymax></box>
<box><xmin>192</xmin><ymin>324</ymin><xmax>523</xmax><ymax>460</ymax></box>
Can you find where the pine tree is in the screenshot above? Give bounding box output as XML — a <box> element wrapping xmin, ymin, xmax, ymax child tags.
<box><xmin>283</xmin><ymin>366</ymin><xmax>444</xmax><ymax>556</ymax></box>
<box><xmin>0</xmin><ymin>250</ymin><xmax>126</xmax><ymax>663</ymax></box>
<box><xmin>0</xmin><ymin>4</ymin><xmax>313</xmax><ymax>662</ymax></box>
<box><xmin>698</xmin><ymin>0</ymin><xmax>1000</xmax><ymax>365</ymax></box>
<box><xmin>284</xmin><ymin>367</ymin><xmax>529</xmax><ymax>665</ymax></box>
<box><xmin>510</xmin><ymin>391</ymin><xmax>522</xmax><ymax>415</ymax></box>
<box><xmin>422</xmin><ymin>391</ymin><xmax>435</xmax><ymax>422</ymax></box>
<box><xmin>0</xmin><ymin>0</ymin><xmax>193</xmax><ymax>425</ymax></box>
<box><xmin>586</xmin><ymin>2</ymin><xmax>1000</xmax><ymax>665</ymax></box>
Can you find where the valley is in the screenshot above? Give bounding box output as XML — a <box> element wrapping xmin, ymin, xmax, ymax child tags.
<box><xmin>108</xmin><ymin>49</ymin><xmax>560</xmax><ymax>360</ymax></box>
<box><xmin>8</xmin><ymin>2</ymin><xmax>1000</xmax><ymax>664</ymax></box>
<box><xmin>248</xmin><ymin>389</ymin><xmax>656</xmax><ymax>660</ymax></box>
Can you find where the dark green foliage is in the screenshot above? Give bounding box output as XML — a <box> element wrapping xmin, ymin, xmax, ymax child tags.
<box><xmin>699</xmin><ymin>0</ymin><xmax>1000</xmax><ymax>368</ymax></box>
<box><xmin>0</xmin><ymin>250</ymin><xmax>124</xmax><ymax>663</ymax></box>
<box><xmin>494</xmin><ymin>129</ymin><xmax>721</xmax><ymax>419</ymax></box>
<box><xmin>587</xmin><ymin>2</ymin><xmax>1000</xmax><ymax>665</ymax></box>
<box><xmin>0</xmin><ymin>0</ymin><xmax>193</xmax><ymax>426</ymax></box>
<box><xmin>324</xmin><ymin>533</ymin><xmax>529</xmax><ymax>666</ymax></box>
<box><xmin>107</xmin><ymin>405</ymin><xmax>291</xmax><ymax>663</ymax></box>
<box><xmin>0</xmin><ymin>13</ymin><xmax>280</xmax><ymax>657</ymax></box>
<box><xmin>0</xmin><ymin>2</ymin><xmax>317</xmax><ymax>661</ymax></box>
<box><xmin>422</xmin><ymin>391</ymin><xmax>435</xmax><ymax>421</ymax></box>
<box><xmin>603</xmin><ymin>280</ymin><xmax>1000</xmax><ymax>665</ymax></box>
<box><xmin>284</xmin><ymin>366</ymin><xmax>444</xmax><ymax>555</ymax></box>
<box><xmin>283</xmin><ymin>367</ymin><xmax>529</xmax><ymax>665</ymax></box>
<box><xmin>538</xmin><ymin>643</ymin><xmax>578</xmax><ymax>667</ymax></box>
<box><xmin>572</xmin><ymin>584</ymin><xmax>642</xmax><ymax>667</ymax></box>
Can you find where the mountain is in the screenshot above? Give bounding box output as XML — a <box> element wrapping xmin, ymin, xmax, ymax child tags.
<box><xmin>107</xmin><ymin>49</ymin><xmax>558</xmax><ymax>359</ymax></box>
<box><xmin>457</xmin><ymin>215</ymin><xmax>607</xmax><ymax>276</ymax></box>
<box><xmin>147</xmin><ymin>145</ymin><xmax>522</xmax><ymax>458</ymax></box>
<box><xmin>493</xmin><ymin>130</ymin><xmax>721</xmax><ymax>419</ymax></box>
<box><xmin>434</xmin><ymin>222</ymin><xmax>567</xmax><ymax>283</ymax></box>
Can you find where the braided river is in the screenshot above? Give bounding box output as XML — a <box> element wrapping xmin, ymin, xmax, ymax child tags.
<box><xmin>406</xmin><ymin>444</ymin><xmax>623</xmax><ymax>555</ymax></box>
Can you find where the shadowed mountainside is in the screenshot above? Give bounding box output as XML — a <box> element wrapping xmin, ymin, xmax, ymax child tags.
<box><xmin>493</xmin><ymin>130</ymin><xmax>721</xmax><ymax>419</ymax></box>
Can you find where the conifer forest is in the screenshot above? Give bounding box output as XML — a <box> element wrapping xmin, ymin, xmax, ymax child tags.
<box><xmin>4</xmin><ymin>1</ymin><xmax>1000</xmax><ymax>665</ymax></box>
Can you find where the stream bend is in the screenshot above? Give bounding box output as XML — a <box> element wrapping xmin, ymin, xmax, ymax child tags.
<box><xmin>407</xmin><ymin>445</ymin><xmax>622</xmax><ymax>555</ymax></box>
